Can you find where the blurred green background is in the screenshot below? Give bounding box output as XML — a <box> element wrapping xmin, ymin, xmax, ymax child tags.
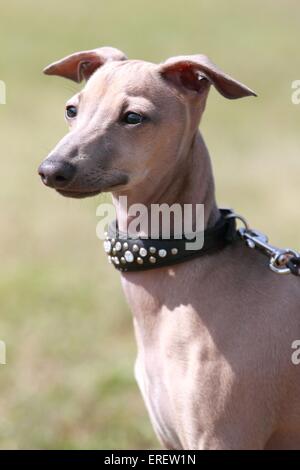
<box><xmin>0</xmin><ymin>0</ymin><xmax>299</xmax><ymax>449</ymax></box>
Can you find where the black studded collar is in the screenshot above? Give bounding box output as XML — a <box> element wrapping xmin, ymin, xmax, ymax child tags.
<box><xmin>103</xmin><ymin>209</ymin><xmax>237</xmax><ymax>272</ymax></box>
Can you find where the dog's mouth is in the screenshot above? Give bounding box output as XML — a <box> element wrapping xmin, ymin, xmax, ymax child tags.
<box><xmin>56</xmin><ymin>188</ymin><xmax>102</xmax><ymax>198</ymax></box>
<box><xmin>56</xmin><ymin>178</ymin><xmax>129</xmax><ymax>198</ymax></box>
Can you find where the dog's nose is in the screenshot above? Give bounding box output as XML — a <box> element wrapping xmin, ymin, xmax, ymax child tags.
<box><xmin>38</xmin><ymin>160</ymin><xmax>76</xmax><ymax>189</ymax></box>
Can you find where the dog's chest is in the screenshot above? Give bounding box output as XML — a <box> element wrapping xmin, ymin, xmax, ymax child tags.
<box><xmin>134</xmin><ymin>356</ymin><xmax>183</xmax><ymax>449</ymax></box>
<box><xmin>121</xmin><ymin>273</ymin><xmax>211</xmax><ymax>449</ymax></box>
<box><xmin>131</xmin><ymin>311</ymin><xmax>207</xmax><ymax>450</ymax></box>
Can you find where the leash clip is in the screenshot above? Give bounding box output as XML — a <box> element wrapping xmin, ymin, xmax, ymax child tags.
<box><xmin>226</xmin><ymin>211</ymin><xmax>300</xmax><ymax>276</ymax></box>
<box><xmin>240</xmin><ymin>227</ymin><xmax>299</xmax><ymax>274</ymax></box>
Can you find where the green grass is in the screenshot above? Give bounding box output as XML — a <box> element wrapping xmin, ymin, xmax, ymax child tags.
<box><xmin>0</xmin><ymin>0</ymin><xmax>300</xmax><ymax>449</ymax></box>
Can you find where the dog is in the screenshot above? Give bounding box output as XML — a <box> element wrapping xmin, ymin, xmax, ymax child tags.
<box><xmin>39</xmin><ymin>47</ymin><xmax>300</xmax><ymax>450</ymax></box>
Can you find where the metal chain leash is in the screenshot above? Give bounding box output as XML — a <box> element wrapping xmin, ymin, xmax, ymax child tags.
<box><xmin>225</xmin><ymin>212</ymin><xmax>300</xmax><ymax>276</ymax></box>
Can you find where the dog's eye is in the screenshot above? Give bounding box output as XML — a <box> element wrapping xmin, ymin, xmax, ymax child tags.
<box><xmin>123</xmin><ymin>112</ymin><xmax>144</xmax><ymax>125</ymax></box>
<box><xmin>66</xmin><ymin>105</ymin><xmax>78</xmax><ymax>119</ymax></box>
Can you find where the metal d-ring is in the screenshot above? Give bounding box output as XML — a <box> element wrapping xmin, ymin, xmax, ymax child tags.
<box><xmin>225</xmin><ymin>211</ymin><xmax>250</xmax><ymax>231</ymax></box>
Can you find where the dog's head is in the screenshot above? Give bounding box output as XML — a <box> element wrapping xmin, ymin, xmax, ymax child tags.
<box><xmin>38</xmin><ymin>47</ymin><xmax>256</xmax><ymax>198</ymax></box>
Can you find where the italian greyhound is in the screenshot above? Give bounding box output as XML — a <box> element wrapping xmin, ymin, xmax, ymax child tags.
<box><xmin>38</xmin><ymin>47</ymin><xmax>300</xmax><ymax>450</ymax></box>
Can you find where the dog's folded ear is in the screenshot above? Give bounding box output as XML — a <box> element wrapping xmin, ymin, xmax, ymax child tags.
<box><xmin>159</xmin><ymin>55</ymin><xmax>256</xmax><ymax>99</ymax></box>
<box><xmin>43</xmin><ymin>47</ymin><xmax>127</xmax><ymax>83</ymax></box>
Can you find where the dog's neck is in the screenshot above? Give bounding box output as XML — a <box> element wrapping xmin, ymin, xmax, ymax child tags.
<box><xmin>112</xmin><ymin>131</ymin><xmax>220</xmax><ymax>236</ymax></box>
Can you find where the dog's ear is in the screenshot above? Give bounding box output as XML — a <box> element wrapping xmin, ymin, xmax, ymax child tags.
<box><xmin>159</xmin><ymin>54</ymin><xmax>256</xmax><ymax>99</ymax></box>
<box><xmin>43</xmin><ymin>47</ymin><xmax>127</xmax><ymax>83</ymax></box>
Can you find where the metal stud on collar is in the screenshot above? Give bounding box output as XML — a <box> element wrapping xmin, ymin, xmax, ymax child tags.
<box><xmin>103</xmin><ymin>237</ymin><xmax>180</xmax><ymax>271</ymax></box>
